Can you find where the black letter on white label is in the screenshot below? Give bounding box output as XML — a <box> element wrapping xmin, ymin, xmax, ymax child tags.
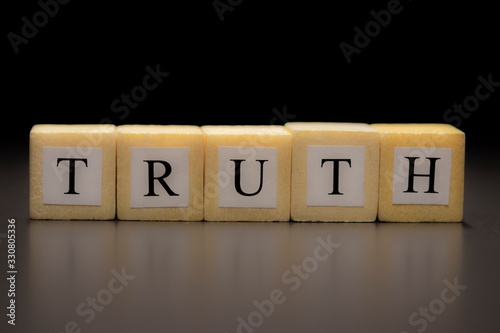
<box><xmin>404</xmin><ymin>157</ymin><xmax>440</xmax><ymax>194</ymax></box>
<box><xmin>230</xmin><ymin>159</ymin><xmax>268</xmax><ymax>196</ymax></box>
<box><xmin>56</xmin><ymin>158</ymin><xmax>88</xmax><ymax>195</ymax></box>
<box><xmin>143</xmin><ymin>160</ymin><xmax>179</xmax><ymax>197</ymax></box>
<box><xmin>321</xmin><ymin>159</ymin><xmax>352</xmax><ymax>195</ymax></box>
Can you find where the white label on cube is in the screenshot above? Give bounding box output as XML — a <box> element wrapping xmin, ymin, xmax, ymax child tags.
<box><xmin>130</xmin><ymin>147</ymin><xmax>190</xmax><ymax>208</ymax></box>
<box><xmin>392</xmin><ymin>147</ymin><xmax>452</xmax><ymax>205</ymax></box>
<box><xmin>307</xmin><ymin>145</ymin><xmax>365</xmax><ymax>207</ymax></box>
<box><xmin>43</xmin><ymin>147</ymin><xmax>102</xmax><ymax>205</ymax></box>
<box><xmin>218</xmin><ymin>146</ymin><xmax>277</xmax><ymax>208</ymax></box>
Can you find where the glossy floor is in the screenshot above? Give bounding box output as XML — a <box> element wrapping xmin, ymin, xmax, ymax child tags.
<box><xmin>1</xmin><ymin>142</ymin><xmax>499</xmax><ymax>333</ymax></box>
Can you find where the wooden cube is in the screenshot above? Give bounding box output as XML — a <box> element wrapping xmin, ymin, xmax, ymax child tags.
<box><xmin>202</xmin><ymin>125</ymin><xmax>291</xmax><ymax>221</ymax></box>
<box><xmin>371</xmin><ymin>123</ymin><xmax>465</xmax><ymax>222</ymax></box>
<box><xmin>116</xmin><ymin>125</ymin><xmax>204</xmax><ymax>221</ymax></box>
<box><xmin>285</xmin><ymin>122</ymin><xmax>380</xmax><ymax>222</ymax></box>
<box><xmin>30</xmin><ymin>124</ymin><xmax>116</xmax><ymax>220</ymax></box>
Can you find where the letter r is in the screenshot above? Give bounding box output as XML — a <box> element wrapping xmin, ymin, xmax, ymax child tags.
<box><xmin>143</xmin><ymin>160</ymin><xmax>179</xmax><ymax>197</ymax></box>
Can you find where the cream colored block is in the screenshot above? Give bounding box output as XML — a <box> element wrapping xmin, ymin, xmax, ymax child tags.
<box><xmin>372</xmin><ymin>123</ymin><xmax>465</xmax><ymax>222</ymax></box>
<box><xmin>285</xmin><ymin>122</ymin><xmax>380</xmax><ymax>222</ymax></box>
<box><xmin>202</xmin><ymin>125</ymin><xmax>291</xmax><ymax>221</ymax></box>
<box><xmin>30</xmin><ymin>124</ymin><xmax>116</xmax><ymax>220</ymax></box>
<box><xmin>117</xmin><ymin>125</ymin><xmax>204</xmax><ymax>221</ymax></box>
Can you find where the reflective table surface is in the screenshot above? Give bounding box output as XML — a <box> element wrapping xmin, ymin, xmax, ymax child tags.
<box><xmin>1</xmin><ymin>143</ymin><xmax>499</xmax><ymax>333</ymax></box>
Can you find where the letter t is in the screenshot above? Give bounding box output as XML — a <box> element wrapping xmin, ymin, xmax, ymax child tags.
<box><xmin>320</xmin><ymin>159</ymin><xmax>352</xmax><ymax>195</ymax></box>
<box><xmin>56</xmin><ymin>158</ymin><xmax>88</xmax><ymax>194</ymax></box>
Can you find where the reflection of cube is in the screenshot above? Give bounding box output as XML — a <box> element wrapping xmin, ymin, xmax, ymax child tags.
<box><xmin>30</xmin><ymin>124</ymin><xmax>116</xmax><ymax>220</ymax></box>
<box><xmin>202</xmin><ymin>125</ymin><xmax>292</xmax><ymax>221</ymax></box>
<box><xmin>372</xmin><ymin>123</ymin><xmax>465</xmax><ymax>222</ymax></box>
<box><xmin>117</xmin><ymin>125</ymin><xmax>204</xmax><ymax>221</ymax></box>
<box><xmin>285</xmin><ymin>122</ymin><xmax>380</xmax><ymax>222</ymax></box>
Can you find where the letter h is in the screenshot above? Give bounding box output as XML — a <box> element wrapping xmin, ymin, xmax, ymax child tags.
<box><xmin>403</xmin><ymin>157</ymin><xmax>440</xmax><ymax>194</ymax></box>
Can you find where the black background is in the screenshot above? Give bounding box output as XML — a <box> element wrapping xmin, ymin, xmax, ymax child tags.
<box><xmin>3</xmin><ymin>0</ymin><xmax>499</xmax><ymax>143</ymax></box>
<box><xmin>2</xmin><ymin>1</ymin><xmax>500</xmax><ymax>333</ymax></box>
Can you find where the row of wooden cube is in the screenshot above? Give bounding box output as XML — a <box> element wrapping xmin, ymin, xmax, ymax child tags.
<box><xmin>29</xmin><ymin>123</ymin><xmax>465</xmax><ymax>222</ymax></box>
